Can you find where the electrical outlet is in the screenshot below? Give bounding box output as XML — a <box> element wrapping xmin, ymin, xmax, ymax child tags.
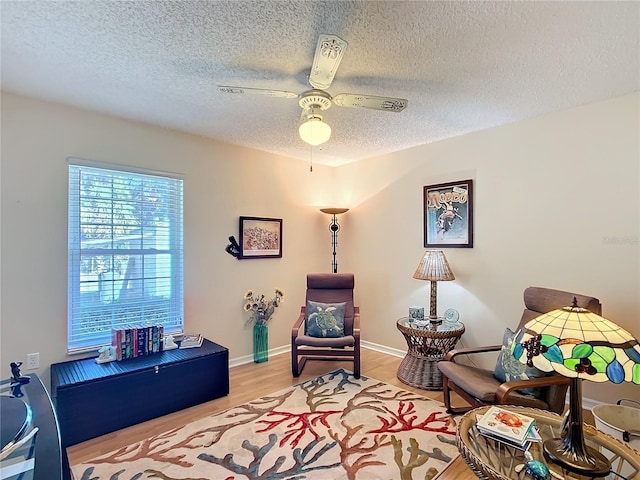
<box><xmin>26</xmin><ymin>352</ymin><xmax>39</xmax><ymax>370</ymax></box>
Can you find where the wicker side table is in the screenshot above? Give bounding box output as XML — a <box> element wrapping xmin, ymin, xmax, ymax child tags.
<box><xmin>396</xmin><ymin>317</ymin><xmax>465</xmax><ymax>390</ymax></box>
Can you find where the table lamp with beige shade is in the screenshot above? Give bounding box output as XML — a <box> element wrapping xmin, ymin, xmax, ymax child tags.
<box><xmin>412</xmin><ymin>250</ymin><xmax>455</xmax><ymax>324</ymax></box>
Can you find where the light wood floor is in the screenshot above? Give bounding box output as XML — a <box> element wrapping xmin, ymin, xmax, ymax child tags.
<box><xmin>65</xmin><ymin>349</ymin><xmax>475</xmax><ymax>479</ymax></box>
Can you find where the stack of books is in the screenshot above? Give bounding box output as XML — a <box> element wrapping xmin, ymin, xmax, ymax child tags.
<box><xmin>111</xmin><ymin>324</ymin><xmax>164</xmax><ymax>361</ymax></box>
<box><xmin>476</xmin><ymin>406</ymin><xmax>542</xmax><ymax>450</ymax></box>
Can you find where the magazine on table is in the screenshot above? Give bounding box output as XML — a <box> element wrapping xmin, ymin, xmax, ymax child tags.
<box><xmin>179</xmin><ymin>333</ymin><xmax>203</xmax><ymax>349</ymax></box>
<box><xmin>476</xmin><ymin>406</ymin><xmax>536</xmax><ymax>446</ymax></box>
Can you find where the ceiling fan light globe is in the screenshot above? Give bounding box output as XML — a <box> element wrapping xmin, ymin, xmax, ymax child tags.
<box><xmin>299</xmin><ymin>117</ymin><xmax>331</xmax><ymax>146</ymax></box>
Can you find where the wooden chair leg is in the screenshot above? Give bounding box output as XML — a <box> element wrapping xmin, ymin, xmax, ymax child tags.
<box><xmin>296</xmin><ymin>357</ymin><xmax>307</xmax><ymax>377</ymax></box>
<box><xmin>442</xmin><ymin>377</ymin><xmax>479</xmax><ymax>414</ymax></box>
<box><xmin>291</xmin><ymin>345</ymin><xmax>300</xmax><ymax>377</ymax></box>
<box><xmin>442</xmin><ymin>376</ymin><xmax>454</xmax><ymax>413</ymax></box>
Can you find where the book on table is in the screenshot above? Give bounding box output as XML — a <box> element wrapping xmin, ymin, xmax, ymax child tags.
<box><xmin>180</xmin><ymin>334</ymin><xmax>203</xmax><ymax>349</ymax></box>
<box><xmin>476</xmin><ymin>406</ymin><xmax>536</xmax><ymax>446</ymax></box>
<box><xmin>475</xmin><ymin>420</ymin><xmax>542</xmax><ymax>451</ymax></box>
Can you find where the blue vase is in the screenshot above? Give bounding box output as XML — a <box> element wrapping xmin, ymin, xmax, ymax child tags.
<box><xmin>253</xmin><ymin>322</ymin><xmax>268</xmax><ymax>363</ymax></box>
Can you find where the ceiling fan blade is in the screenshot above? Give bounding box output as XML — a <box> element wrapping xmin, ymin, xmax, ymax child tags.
<box><xmin>309</xmin><ymin>34</ymin><xmax>348</xmax><ymax>90</ymax></box>
<box><xmin>217</xmin><ymin>85</ymin><xmax>298</xmax><ymax>99</ymax></box>
<box><xmin>333</xmin><ymin>93</ymin><xmax>408</xmax><ymax>112</ymax></box>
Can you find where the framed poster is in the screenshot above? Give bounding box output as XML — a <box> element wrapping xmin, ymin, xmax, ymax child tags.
<box><xmin>239</xmin><ymin>216</ymin><xmax>283</xmax><ymax>259</ymax></box>
<box><xmin>423</xmin><ymin>179</ymin><xmax>473</xmax><ymax>248</ymax></box>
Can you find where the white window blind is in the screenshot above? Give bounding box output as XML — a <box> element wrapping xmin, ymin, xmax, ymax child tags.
<box><xmin>68</xmin><ymin>161</ymin><xmax>184</xmax><ymax>353</ymax></box>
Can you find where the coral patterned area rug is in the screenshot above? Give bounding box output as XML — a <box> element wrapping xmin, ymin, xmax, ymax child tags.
<box><xmin>71</xmin><ymin>369</ymin><xmax>460</xmax><ymax>480</ymax></box>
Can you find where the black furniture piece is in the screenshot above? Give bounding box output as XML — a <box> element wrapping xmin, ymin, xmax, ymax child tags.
<box><xmin>50</xmin><ymin>338</ymin><xmax>229</xmax><ymax>446</ymax></box>
<box><xmin>0</xmin><ymin>373</ymin><xmax>70</xmax><ymax>480</ymax></box>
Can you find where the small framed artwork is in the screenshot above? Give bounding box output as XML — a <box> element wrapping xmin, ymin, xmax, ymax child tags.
<box><xmin>239</xmin><ymin>216</ymin><xmax>283</xmax><ymax>259</ymax></box>
<box><xmin>423</xmin><ymin>179</ymin><xmax>473</xmax><ymax>248</ymax></box>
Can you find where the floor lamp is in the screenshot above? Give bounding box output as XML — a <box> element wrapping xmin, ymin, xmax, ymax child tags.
<box><xmin>320</xmin><ymin>207</ymin><xmax>348</xmax><ymax>273</ymax></box>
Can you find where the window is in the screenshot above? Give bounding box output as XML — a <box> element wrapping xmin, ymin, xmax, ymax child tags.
<box><xmin>68</xmin><ymin>160</ymin><xmax>183</xmax><ymax>353</ymax></box>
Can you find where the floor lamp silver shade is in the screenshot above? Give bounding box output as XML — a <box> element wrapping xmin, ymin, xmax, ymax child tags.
<box><xmin>412</xmin><ymin>250</ymin><xmax>455</xmax><ymax>323</ymax></box>
<box><xmin>512</xmin><ymin>299</ymin><xmax>640</xmax><ymax>477</ymax></box>
<box><xmin>320</xmin><ymin>207</ymin><xmax>349</xmax><ymax>273</ymax></box>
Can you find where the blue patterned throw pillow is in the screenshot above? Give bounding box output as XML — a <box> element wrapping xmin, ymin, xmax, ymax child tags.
<box><xmin>306</xmin><ymin>301</ymin><xmax>346</xmax><ymax>338</ymax></box>
<box><xmin>494</xmin><ymin>328</ymin><xmax>549</xmax><ymax>397</ymax></box>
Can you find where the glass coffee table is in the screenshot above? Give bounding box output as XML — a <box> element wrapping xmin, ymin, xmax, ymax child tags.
<box><xmin>457</xmin><ymin>405</ymin><xmax>640</xmax><ymax>480</ymax></box>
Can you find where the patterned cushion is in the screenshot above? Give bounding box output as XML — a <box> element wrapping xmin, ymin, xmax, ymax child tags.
<box><xmin>306</xmin><ymin>301</ymin><xmax>346</xmax><ymax>338</ymax></box>
<box><xmin>494</xmin><ymin>328</ymin><xmax>549</xmax><ymax>397</ymax></box>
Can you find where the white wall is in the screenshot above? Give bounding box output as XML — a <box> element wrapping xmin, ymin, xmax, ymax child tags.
<box><xmin>0</xmin><ymin>92</ymin><xmax>335</xmax><ymax>383</ymax></box>
<box><xmin>1</xmin><ymin>91</ymin><xmax>638</xmax><ymax>404</ymax></box>
<box><xmin>340</xmin><ymin>92</ymin><xmax>640</xmax><ymax>404</ymax></box>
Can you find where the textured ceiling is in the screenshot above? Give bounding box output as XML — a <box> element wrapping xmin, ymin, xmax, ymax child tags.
<box><xmin>1</xmin><ymin>1</ymin><xmax>639</xmax><ymax>166</ymax></box>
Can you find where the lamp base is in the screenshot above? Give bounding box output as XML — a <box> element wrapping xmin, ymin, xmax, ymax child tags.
<box><xmin>543</xmin><ymin>438</ymin><xmax>610</xmax><ymax>478</ymax></box>
<box><xmin>428</xmin><ymin>316</ymin><xmax>443</xmax><ymax>325</ymax></box>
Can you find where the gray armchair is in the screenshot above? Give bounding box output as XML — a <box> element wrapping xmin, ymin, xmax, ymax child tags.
<box><xmin>291</xmin><ymin>273</ymin><xmax>360</xmax><ymax>378</ymax></box>
<box><xmin>437</xmin><ymin>286</ymin><xmax>602</xmax><ymax>414</ymax></box>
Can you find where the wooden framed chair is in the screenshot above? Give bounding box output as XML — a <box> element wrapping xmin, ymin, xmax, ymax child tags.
<box><xmin>437</xmin><ymin>286</ymin><xmax>602</xmax><ymax>414</ymax></box>
<box><xmin>291</xmin><ymin>273</ymin><xmax>360</xmax><ymax>378</ymax></box>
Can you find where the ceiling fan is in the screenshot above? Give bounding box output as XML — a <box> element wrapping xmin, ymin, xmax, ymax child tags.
<box><xmin>217</xmin><ymin>34</ymin><xmax>408</xmax><ymax>146</ymax></box>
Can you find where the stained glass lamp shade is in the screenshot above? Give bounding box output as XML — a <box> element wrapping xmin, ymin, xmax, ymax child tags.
<box><xmin>511</xmin><ymin>298</ymin><xmax>640</xmax><ymax>477</ymax></box>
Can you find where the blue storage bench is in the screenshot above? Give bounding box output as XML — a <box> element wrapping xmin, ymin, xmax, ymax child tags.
<box><xmin>50</xmin><ymin>338</ymin><xmax>229</xmax><ymax>446</ymax></box>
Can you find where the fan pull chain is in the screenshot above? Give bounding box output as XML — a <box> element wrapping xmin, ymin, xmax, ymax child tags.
<box><xmin>309</xmin><ymin>145</ymin><xmax>313</xmax><ymax>172</ymax></box>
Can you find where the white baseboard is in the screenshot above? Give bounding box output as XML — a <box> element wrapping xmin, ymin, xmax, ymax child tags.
<box><xmin>228</xmin><ymin>344</ymin><xmax>290</xmax><ymax>368</ymax></box>
<box><xmin>228</xmin><ymin>342</ymin><xmax>402</xmax><ymax>368</ymax></box>
<box><xmin>580</xmin><ymin>396</ymin><xmax>603</xmax><ymax>412</ymax></box>
<box><xmin>360</xmin><ymin>340</ymin><xmax>405</xmax><ymax>358</ymax></box>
